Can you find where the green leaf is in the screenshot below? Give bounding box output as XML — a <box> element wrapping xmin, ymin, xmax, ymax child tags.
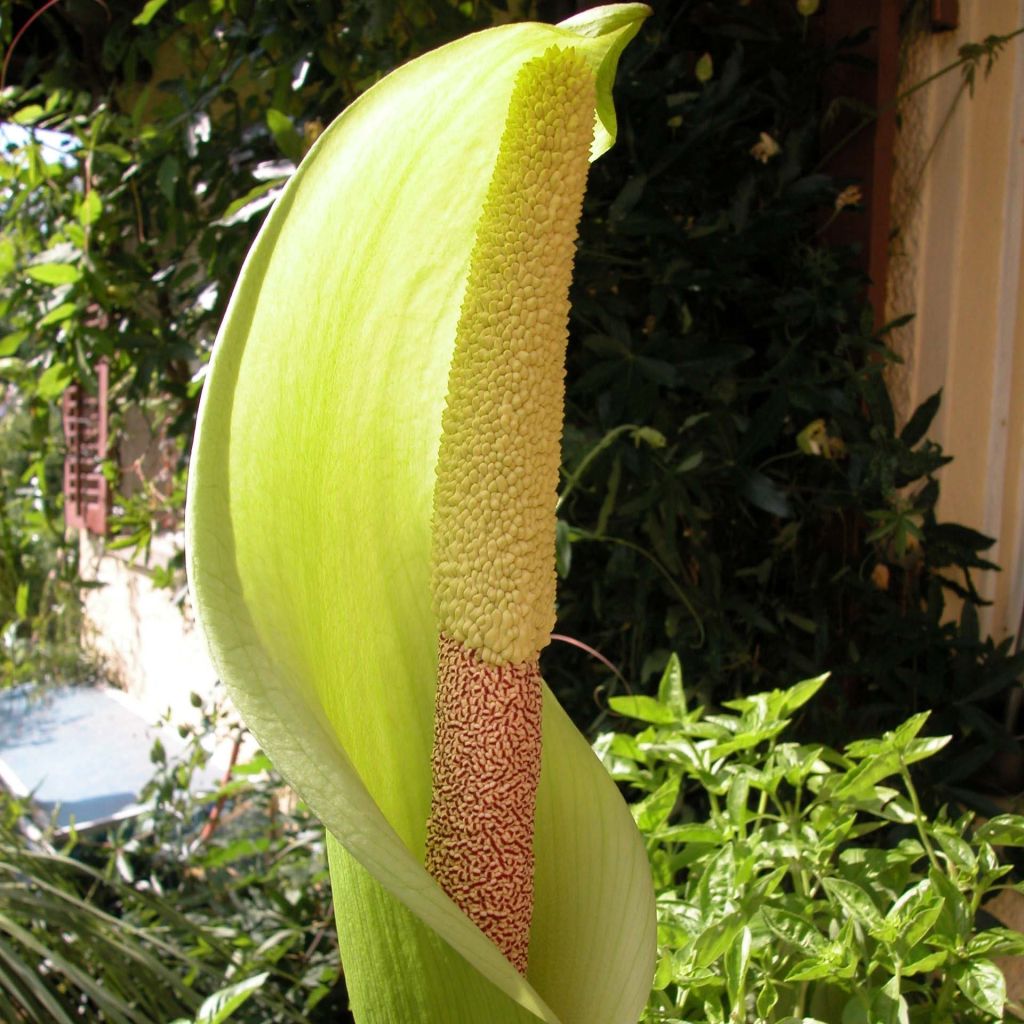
<box><xmin>133</xmin><ymin>0</ymin><xmax>171</xmax><ymax>25</ymax></box>
<box><xmin>76</xmin><ymin>190</ymin><xmax>102</xmax><ymax>227</ymax></box>
<box><xmin>901</xmin><ymin>734</ymin><xmax>951</xmax><ymax>765</ymax></box>
<box><xmin>886</xmin><ymin>880</ymin><xmax>943</xmax><ymax>949</ymax></box>
<box><xmin>651</xmin><ymin>953</ymin><xmax>672</xmax><ymax>991</ymax></box>
<box><xmin>976</xmin><ymin>814</ymin><xmax>1024</xmax><ymax>847</ymax></box>
<box><xmin>776</xmin><ymin>674</ymin><xmax>829</xmax><ymax>716</ymax></box>
<box><xmin>692</xmin><ymin>910</ymin><xmax>747</xmax><ymax>971</ymax></box>
<box><xmin>656</xmin><ymin>653</ymin><xmax>686</xmax><ymax>717</ymax></box>
<box><xmin>951</xmin><ymin>959</ymin><xmax>1005</xmax><ymax>1017</ymax></box>
<box><xmin>0</xmin><ymin>238</ymin><xmax>15</xmax><ymax>278</ymax></box>
<box><xmin>158</xmin><ymin>156</ymin><xmax>179</xmax><ymax>203</ymax></box>
<box><xmin>869</xmin><ymin>976</ymin><xmax>909</xmax><ymax>1024</ymax></box>
<box><xmin>215</xmin><ymin>180</ymin><xmax>284</xmax><ymax>227</ymax></box>
<box><xmin>899</xmin><ymin>389</ymin><xmax>941</xmax><ymax>447</ymax></box>
<box><xmin>36</xmin><ymin>362</ymin><xmax>74</xmax><ymax>399</ymax></box>
<box><xmin>902</xmin><ymin>948</ymin><xmax>946</xmax><ymax>974</ymax></box>
<box><xmin>697</xmin><ymin>845</ymin><xmax>738</xmax><ymax>909</ymax></box>
<box><xmin>785</xmin><ymin>957</ymin><xmax>842</xmax><ymax>983</ymax></box>
<box><xmin>11</xmin><ymin>105</ymin><xmax>44</xmax><ymax>125</ymax></box>
<box><xmin>929</xmin><ymin>867</ymin><xmax>971</xmax><ymax>940</ymax></box>
<box><xmin>725</xmin><ymin>770</ymin><xmax>750</xmax><ymax>832</ymax></box>
<box><xmin>632</xmin><ymin>777</ymin><xmax>680</xmax><ymax>832</ymax></box>
<box><xmin>756</xmin><ymin>980</ymin><xmax>778</xmax><ymax>1019</ymax></box>
<box><xmin>194</xmin><ymin>972</ymin><xmax>270</xmax><ymax>1024</ymax></box>
<box><xmin>608</xmin><ymin>694</ymin><xmax>678</xmax><ymax>724</ymax></box>
<box><xmin>38</xmin><ymin>302</ymin><xmax>76</xmax><ymax>327</ymax></box>
<box><xmin>654</xmin><ymin>823</ymin><xmax>722</xmax><ymax>845</ymax></box>
<box><xmin>722</xmin><ymin>674</ymin><xmax>827</xmax><ymax>719</ymax></box>
<box><xmin>969</xmin><ymin>927</ymin><xmax>1024</xmax><ymax>958</ymax></box>
<box><xmin>889</xmin><ymin>712</ymin><xmax>932</xmax><ymax>749</ymax></box>
<box><xmin>833</xmin><ymin>755</ymin><xmax>902</xmax><ymax>798</ymax></box>
<box><xmin>186</xmin><ymin>8</ymin><xmax>654</xmax><ymax>1024</ymax></box>
<box><xmin>0</xmin><ymin>331</ymin><xmax>26</xmax><ymax>356</ymax></box>
<box><xmin>26</xmin><ymin>263</ymin><xmax>81</xmax><ymax>286</ymax></box>
<box><xmin>95</xmin><ymin>142</ymin><xmax>134</xmax><ymax>163</ymax></box>
<box><xmin>933</xmin><ymin>828</ymin><xmax>975</xmax><ymax>871</ymax></box>
<box><xmin>710</xmin><ymin>722</ymin><xmax>787</xmax><ymax>759</ymax></box>
<box><xmin>822</xmin><ymin>878</ymin><xmax>883</xmax><ymax>931</ymax></box>
<box><xmin>723</xmin><ymin>925</ymin><xmax>751</xmax><ymax>1007</ymax></box>
<box><xmin>0</xmin><ymin>357</ymin><xmax>27</xmax><ymax>380</ymax></box>
<box><xmin>266</xmin><ymin>109</ymin><xmax>304</xmax><ymax>164</ymax></box>
<box><xmin>761</xmin><ymin>907</ymin><xmax>826</xmax><ymax>953</ymax></box>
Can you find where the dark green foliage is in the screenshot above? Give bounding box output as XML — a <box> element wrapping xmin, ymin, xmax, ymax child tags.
<box><xmin>0</xmin><ymin>816</ymin><xmax>209</xmax><ymax>1023</ymax></box>
<box><xmin>543</xmin><ymin>2</ymin><xmax>1024</xmax><ymax>791</ymax></box>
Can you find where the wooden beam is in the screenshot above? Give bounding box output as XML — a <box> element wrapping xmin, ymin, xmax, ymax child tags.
<box><xmin>930</xmin><ymin>0</ymin><xmax>960</xmax><ymax>32</ymax></box>
<box><xmin>820</xmin><ymin>0</ymin><xmax>902</xmax><ymax>326</ymax></box>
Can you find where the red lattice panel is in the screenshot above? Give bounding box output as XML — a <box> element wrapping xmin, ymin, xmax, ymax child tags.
<box><xmin>62</xmin><ymin>361</ymin><xmax>109</xmax><ymax>535</ymax></box>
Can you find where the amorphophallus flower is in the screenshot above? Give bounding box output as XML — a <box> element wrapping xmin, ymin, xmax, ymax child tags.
<box><xmin>185</xmin><ymin>5</ymin><xmax>656</xmax><ymax>1023</ymax></box>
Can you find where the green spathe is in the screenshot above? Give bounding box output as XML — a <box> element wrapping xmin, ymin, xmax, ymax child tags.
<box><xmin>185</xmin><ymin>7</ymin><xmax>655</xmax><ymax>1023</ymax></box>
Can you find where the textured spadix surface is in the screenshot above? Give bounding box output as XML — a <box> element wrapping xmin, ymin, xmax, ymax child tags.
<box><xmin>186</xmin><ymin>6</ymin><xmax>655</xmax><ymax>1023</ymax></box>
<box><xmin>432</xmin><ymin>48</ymin><xmax>593</xmax><ymax>668</ymax></box>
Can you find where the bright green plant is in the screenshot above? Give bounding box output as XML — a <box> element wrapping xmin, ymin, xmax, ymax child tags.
<box><xmin>186</xmin><ymin>7</ymin><xmax>656</xmax><ymax>1024</ymax></box>
<box><xmin>600</xmin><ymin>657</ymin><xmax>1024</xmax><ymax>1022</ymax></box>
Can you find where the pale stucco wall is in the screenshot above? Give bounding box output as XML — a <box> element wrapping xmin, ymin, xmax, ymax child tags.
<box><xmin>887</xmin><ymin>0</ymin><xmax>1024</xmax><ymax>645</ymax></box>
<box><xmin>80</xmin><ymin>530</ymin><xmax>218</xmax><ymax>724</ymax></box>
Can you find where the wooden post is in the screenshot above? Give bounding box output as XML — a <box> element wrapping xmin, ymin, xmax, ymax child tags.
<box><xmin>820</xmin><ymin>0</ymin><xmax>902</xmax><ymax>326</ymax></box>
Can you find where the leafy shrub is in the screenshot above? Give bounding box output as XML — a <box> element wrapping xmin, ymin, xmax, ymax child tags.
<box><xmin>0</xmin><ymin>693</ymin><xmax>348</xmax><ymax>1023</ymax></box>
<box><xmin>9</xmin><ymin>669</ymin><xmax>1023</xmax><ymax>1024</ymax></box>
<box><xmin>0</xmin><ymin>792</ymin><xmax>222</xmax><ymax>1022</ymax></box>
<box><xmin>600</xmin><ymin>657</ymin><xmax>1024</xmax><ymax>1022</ymax></box>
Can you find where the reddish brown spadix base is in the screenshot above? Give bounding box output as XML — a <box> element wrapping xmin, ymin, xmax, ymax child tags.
<box><xmin>425</xmin><ymin>634</ymin><xmax>542</xmax><ymax>974</ymax></box>
<box><xmin>426</xmin><ymin>46</ymin><xmax>595</xmax><ymax>975</ymax></box>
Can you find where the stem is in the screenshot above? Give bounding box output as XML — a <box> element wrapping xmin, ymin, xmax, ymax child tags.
<box><xmin>571</xmin><ymin>528</ymin><xmax>707</xmax><ymax>647</ymax></box>
<box><xmin>557</xmin><ymin>423</ymin><xmax>644</xmax><ymax>510</ymax></box>
<box><xmin>795</xmin><ymin>980</ymin><xmax>809</xmax><ymax>1018</ymax></box>
<box><xmin>900</xmin><ymin>761</ymin><xmax>941</xmax><ymax>872</ymax></box>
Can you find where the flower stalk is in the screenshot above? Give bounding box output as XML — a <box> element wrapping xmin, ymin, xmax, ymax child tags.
<box><xmin>185</xmin><ymin>7</ymin><xmax>656</xmax><ymax>1022</ymax></box>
